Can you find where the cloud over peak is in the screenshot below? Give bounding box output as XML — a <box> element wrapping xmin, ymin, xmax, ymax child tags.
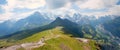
<box><xmin>0</xmin><ymin>0</ymin><xmax>120</xmax><ymax>22</ymax></box>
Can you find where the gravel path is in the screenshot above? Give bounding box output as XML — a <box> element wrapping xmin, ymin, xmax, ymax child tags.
<box><xmin>75</xmin><ymin>38</ymin><xmax>89</xmax><ymax>43</ymax></box>
<box><xmin>0</xmin><ymin>45</ymin><xmax>21</xmax><ymax>50</ymax></box>
<box><xmin>0</xmin><ymin>30</ymin><xmax>60</xmax><ymax>50</ymax></box>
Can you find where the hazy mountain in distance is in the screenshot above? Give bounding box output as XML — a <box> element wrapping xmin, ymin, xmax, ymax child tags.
<box><xmin>0</xmin><ymin>16</ymin><xmax>120</xmax><ymax>50</ymax></box>
<box><xmin>0</xmin><ymin>12</ymin><xmax>52</xmax><ymax>36</ymax></box>
<box><xmin>0</xmin><ymin>17</ymin><xmax>100</xmax><ymax>50</ymax></box>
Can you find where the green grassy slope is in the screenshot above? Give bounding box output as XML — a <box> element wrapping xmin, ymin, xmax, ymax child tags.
<box><xmin>0</xmin><ymin>27</ymin><xmax>99</xmax><ymax>50</ymax></box>
<box><xmin>33</xmin><ymin>36</ymin><xmax>98</xmax><ymax>50</ymax></box>
<box><xmin>20</xmin><ymin>27</ymin><xmax>99</xmax><ymax>50</ymax></box>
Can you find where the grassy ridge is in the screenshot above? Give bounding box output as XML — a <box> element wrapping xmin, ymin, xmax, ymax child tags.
<box><xmin>0</xmin><ymin>27</ymin><xmax>99</xmax><ymax>50</ymax></box>
<box><xmin>20</xmin><ymin>27</ymin><xmax>98</xmax><ymax>50</ymax></box>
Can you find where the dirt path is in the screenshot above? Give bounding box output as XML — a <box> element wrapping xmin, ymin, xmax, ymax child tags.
<box><xmin>0</xmin><ymin>45</ymin><xmax>21</xmax><ymax>50</ymax></box>
<box><xmin>75</xmin><ymin>38</ymin><xmax>89</xmax><ymax>43</ymax></box>
<box><xmin>83</xmin><ymin>46</ymin><xmax>91</xmax><ymax>50</ymax></box>
<box><xmin>0</xmin><ymin>30</ymin><xmax>60</xmax><ymax>50</ymax></box>
<box><xmin>0</xmin><ymin>39</ymin><xmax>45</xmax><ymax>50</ymax></box>
<box><xmin>21</xmin><ymin>40</ymin><xmax>45</xmax><ymax>50</ymax></box>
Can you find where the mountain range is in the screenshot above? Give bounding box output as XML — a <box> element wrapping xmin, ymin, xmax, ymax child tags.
<box><xmin>0</xmin><ymin>12</ymin><xmax>120</xmax><ymax>50</ymax></box>
<box><xmin>0</xmin><ymin>12</ymin><xmax>52</xmax><ymax>36</ymax></box>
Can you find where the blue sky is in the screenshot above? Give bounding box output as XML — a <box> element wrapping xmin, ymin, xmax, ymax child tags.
<box><xmin>12</xmin><ymin>8</ymin><xmax>33</xmax><ymax>13</ymax></box>
<box><xmin>0</xmin><ymin>7</ymin><xmax>5</xmax><ymax>14</ymax></box>
<box><xmin>0</xmin><ymin>0</ymin><xmax>6</xmax><ymax>14</ymax></box>
<box><xmin>117</xmin><ymin>0</ymin><xmax>120</xmax><ymax>5</ymax></box>
<box><xmin>0</xmin><ymin>0</ymin><xmax>7</xmax><ymax>5</ymax></box>
<box><xmin>0</xmin><ymin>0</ymin><xmax>120</xmax><ymax>22</ymax></box>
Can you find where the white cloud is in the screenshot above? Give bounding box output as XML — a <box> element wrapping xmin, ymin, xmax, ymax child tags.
<box><xmin>79</xmin><ymin>0</ymin><xmax>119</xmax><ymax>9</ymax></box>
<box><xmin>80</xmin><ymin>0</ymin><xmax>105</xmax><ymax>9</ymax></box>
<box><xmin>15</xmin><ymin>0</ymin><xmax>46</xmax><ymax>9</ymax></box>
<box><xmin>76</xmin><ymin>0</ymin><xmax>120</xmax><ymax>16</ymax></box>
<box><xmin>0</xmin><ymin>12</ymin><xmax>14</xmax><ymax>21</ymax></box>
<box><xmin>108</xmin><ymin>5</ymin><xmax>120</xmax><ymax>15</ymax></box>
<box><xmin>5</xmin><ymin>0</ymin><xmax>46</xmax><ymax>9</ymax></box>
<box><xmin>0</xmin><ymin>0</ymin><xmax>120</xmax><ymax>22</ymax></box>
<box><xmin>0</xmin><ymin>0</ymin><xmax>46</xmax><ymax>22</ymax></box>
<box><xmin>45</xmin><ymin>0</ymin><xmax>69</xmax><ymax>9</ymax></box>
<box><xmin>44</xmin><ymin>0</ymin><xmax>120</xmax><ymax>16</ymax></box>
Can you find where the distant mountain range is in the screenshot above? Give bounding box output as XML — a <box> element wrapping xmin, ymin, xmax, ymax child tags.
<box><xmin>0</xmin><ymin>12</ymin><xmax>52</xmax><ymax>36</ymax></box>
<box><xmin>0</xmin><ymin>17</ymin><xmax>101</xmax><ymax>50</ymax></box>
<box><xmin>0</xmin><ymin>12</ymin><xmax>116</xmax><ymax>36</ymax></box>
<box><xmin>0</xmin><ymin>11</ymin><xmax>120</xmax><ymax>50</ymax></box>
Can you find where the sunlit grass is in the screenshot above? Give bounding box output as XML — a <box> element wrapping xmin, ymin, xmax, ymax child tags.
<box><xmin>0</xmin><ymin>27</ymin><xmax>98</xmax><ymax>50</ymax></box>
